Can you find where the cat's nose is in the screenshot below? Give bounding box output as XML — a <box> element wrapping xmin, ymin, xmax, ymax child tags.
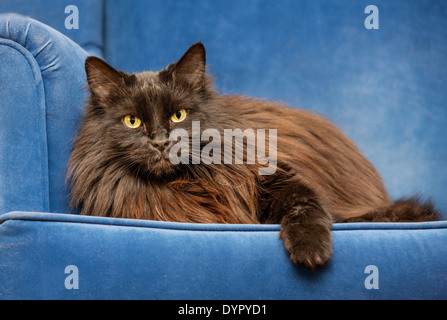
<box><xmin>151</xmin><ymin>138</ymin><xmax>170</xmax><ymax>152</ymax></box>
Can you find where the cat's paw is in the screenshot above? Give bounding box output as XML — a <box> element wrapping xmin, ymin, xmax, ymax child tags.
<box><xmin>279</xmin><ymin>220</ymin><xmax>332</xmax><ymax>270</ymax></box>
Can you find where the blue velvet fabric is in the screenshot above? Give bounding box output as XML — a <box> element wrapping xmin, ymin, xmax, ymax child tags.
<box><xmin>1</xmin><ymin>212</ymin><xmax>446</xmax><ymax>300</ymax></box>
<box><xmin>0</xmin><ymin>0</ymin><xmax>104</xmax><ymax>57</ymax></box>
<box><xmin>2</xmin><ymin>1</ymin><xmax>446</xmax><ymax>217</ymax></box>
<box><xmin>0</xmin><ymin>14</ymin><xmax>88</xmax><ymax>214</ymax></box>
<box><xmin>105</xmin><ymin>0</ymin><xmax>447</xmax><ymax>216</ymax></box>
<box><xmin>0</xmin><ymin>1</ymin><xmax>446</xmax><ymax>300</ymax></box>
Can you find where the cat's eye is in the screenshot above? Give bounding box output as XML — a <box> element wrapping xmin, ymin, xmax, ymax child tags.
<box><xmin>171</xmin><ymin>109</ymin><xmax>187</xmax><ymax>123</ymax></box>
<box><xmin>123</xmin><ymin>115</ymin><xmax>142</xmax><ymax>128</ymax></box>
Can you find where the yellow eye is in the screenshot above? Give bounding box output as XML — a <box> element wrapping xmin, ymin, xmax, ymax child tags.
<box><xmin>171</xmin><ymin>109</ymin><xmax>187</xmax><ymax>123</ymax></box>
<box><xmin>123</xmin><ymin>115</ymin><xmax>142</xmax><ymax>128</ymax></box>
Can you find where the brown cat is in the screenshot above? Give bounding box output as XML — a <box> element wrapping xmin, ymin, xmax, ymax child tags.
<box><xmin>67</xmin><ymin>42</ymin><xmax>439</xmax><ymax>270</ymax></box>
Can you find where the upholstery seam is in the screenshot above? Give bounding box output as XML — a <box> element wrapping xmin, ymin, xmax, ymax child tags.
<box><xmin>1</xmin><ymin>214</ymin><xmax>446</xmax><ymax>233</ymax></box>
<box><xmin>0</xmin><ymin>218</ymin><xmax>280</xmax><ymax>233</ymax></box>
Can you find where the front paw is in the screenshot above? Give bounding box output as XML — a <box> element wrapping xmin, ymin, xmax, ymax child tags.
<box><xmin>279</xmin><ymin>220</ymin><xmax>332</xmax><ymax>270</ymax></box>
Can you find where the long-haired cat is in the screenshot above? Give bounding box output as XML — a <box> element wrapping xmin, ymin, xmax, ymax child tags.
<box><xmin>67</xmin><ymin>42</ymin><xmax>439</xmax><ymax>269</ymax></box>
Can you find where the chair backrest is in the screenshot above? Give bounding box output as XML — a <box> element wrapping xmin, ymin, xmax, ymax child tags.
<box><xmin>1</xmin><ymin>0</ymin><xmax>446</xmax><ymax>218</ymax></box>
<box><xmin>0</xmin><ymin>0</ymin><xmax>104</xmax><ymax>56</ymax></box>
<box><xmin>0</xmin><ymin>13</ymin><xmax>90</xmax><ymax>214</ymax></box>
<box><xmin>104</xmin><ymin>0</ymin><xmax>447</xmax><ymax>217</ymax></box>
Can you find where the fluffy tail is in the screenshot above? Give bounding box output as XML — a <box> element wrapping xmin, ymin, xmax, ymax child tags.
<box><xmin>342</xmin><ymin>197</ymin><xmax>440</xmax><ymax>223</ymax></box>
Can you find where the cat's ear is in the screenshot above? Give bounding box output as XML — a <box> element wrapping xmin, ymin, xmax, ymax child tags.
<box><xmin>85</xmin><ymin>56</ymin><xmax>126</xmax><ymax>104</ymax></box>
<box><xmin>172</xmin><ymin>42</ymin><xmax>206</xmax><ymax>91</ymax></box>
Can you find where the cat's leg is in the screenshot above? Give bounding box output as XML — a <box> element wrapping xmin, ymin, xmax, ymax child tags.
<box><xmin>264</xmin><ymin>182</ymin><xmax>333</xmax><ymax>270</ymax></box>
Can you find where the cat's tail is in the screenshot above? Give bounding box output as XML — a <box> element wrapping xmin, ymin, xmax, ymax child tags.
<box><xmin>341</xmin><ymin>196</ymin><xmax>441</xmax><ymax>223</ymax></box>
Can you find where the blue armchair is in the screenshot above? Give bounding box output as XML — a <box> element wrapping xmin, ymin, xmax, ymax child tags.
<box><xmin>1</xmin><ymin>0</ymin><xmax>446</xmax><ymax>300</ymax></box>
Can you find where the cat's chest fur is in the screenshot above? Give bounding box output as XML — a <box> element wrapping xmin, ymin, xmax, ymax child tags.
<box><xmin>97</xmin><ymin>166</ymin><xmax>261</xmax><ymax>224</ymax></box>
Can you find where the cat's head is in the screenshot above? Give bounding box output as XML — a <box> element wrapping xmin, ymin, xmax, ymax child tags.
<box><xmin>82</xmin><ymin>42</ymin><xmax>217</xmax><ymax>178</ymax></box>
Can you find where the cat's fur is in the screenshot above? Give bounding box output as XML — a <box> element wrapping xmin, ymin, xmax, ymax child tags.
<box><xmin>67</xmin><ymin>42</ymin><xmax>439</xmax><ymax>269</ymax></box>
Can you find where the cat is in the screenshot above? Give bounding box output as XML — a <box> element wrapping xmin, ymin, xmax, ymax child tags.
<box><xmin>67</xmin><ymin>42</ymin><xmax>439</xmax><ymax>270</ymax></box>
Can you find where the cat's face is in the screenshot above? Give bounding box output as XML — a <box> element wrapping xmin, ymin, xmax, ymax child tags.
<box><xmin>84</xmin><ymin>42</ymin><xmax>213</xmax><ymax>178</ymax></box>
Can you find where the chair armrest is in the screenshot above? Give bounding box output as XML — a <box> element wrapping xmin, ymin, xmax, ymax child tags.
<box><xmin>0</xmin><ymin>14</ymin><xmax>89</xmax><ymax>214</ymax></box>
<box><xmin>1</xmin><ymin>211</ymin><xmax>446</xmax><ymax>299</ymax></box>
